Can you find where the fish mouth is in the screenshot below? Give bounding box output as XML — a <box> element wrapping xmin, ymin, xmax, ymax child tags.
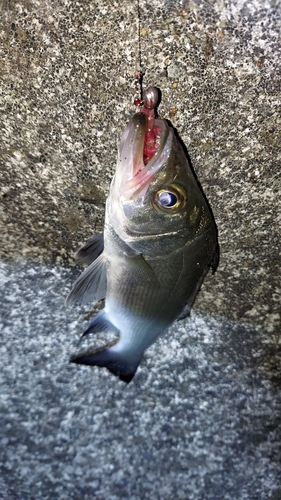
<box><xmin>118</xmin><ymin>113</ymin><xmax>173</xmax><ymax>200</ymax></box>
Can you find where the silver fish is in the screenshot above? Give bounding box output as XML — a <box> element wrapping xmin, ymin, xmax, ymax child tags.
<box><xmin>67</xmin><ymin>87</ymin><xmax>218</xmax><ymax>383</ymax></box>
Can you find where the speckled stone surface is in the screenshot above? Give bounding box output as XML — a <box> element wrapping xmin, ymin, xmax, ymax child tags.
<box><xmin>0</xmin><ymin>0</ymin><xmax>280</xmax><ymax>331</ymax></box>
<box><xmin>0</xmin><ymin>3</ymin><xmax>280</xmax><ymax>497</ymax></box>
<box><xmin>0</xmin><ymin>260</ymin><xmax>281</xmax><ymax>500</ymax></box>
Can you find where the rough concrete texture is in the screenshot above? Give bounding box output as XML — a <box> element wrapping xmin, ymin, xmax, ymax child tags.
<box><xmin>0</xmin><ymin>1</ymin><xmax>281</xmax><ymax>498</ymax></box>
<box><xmin>1</xmin><ymin>260</ymin><xmax>281</xmax><ymax>500</ymax></box>
<box><xmin>0</xmin><ymin>0</ymin><xmax>280</xmax><ymax>330</ymax></box>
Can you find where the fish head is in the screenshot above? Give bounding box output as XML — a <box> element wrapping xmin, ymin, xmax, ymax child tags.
<box><xmin>108</xmin><ymin>112</ymin><xmax>207</xmax><ymax>255</ymax></box>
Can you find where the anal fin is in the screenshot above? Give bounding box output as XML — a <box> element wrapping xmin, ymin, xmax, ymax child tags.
<box><xmin>82</xmin><ymin>309</ymin><xmax>119</xmax><ymax>337</ymax></box>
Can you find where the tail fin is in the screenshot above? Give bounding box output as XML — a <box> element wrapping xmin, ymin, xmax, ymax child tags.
<box><xmin>70</xmin><ymin>345</ymin><xmax>141</xmax><ymax>383</ymax></box>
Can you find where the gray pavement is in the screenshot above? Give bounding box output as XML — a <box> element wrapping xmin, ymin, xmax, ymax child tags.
<box><xmin>0</xmin><ymin>260</ymin><xmax>280</xmax><ymax>499</ymax></box>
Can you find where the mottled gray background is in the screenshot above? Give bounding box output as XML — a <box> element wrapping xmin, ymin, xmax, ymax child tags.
<box><xmin>0</xmin><ymin>1</ymin><xmax>280</xmax><ymax>499</ymax></box>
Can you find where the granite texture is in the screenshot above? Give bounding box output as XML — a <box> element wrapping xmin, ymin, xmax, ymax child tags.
<box><xmin>0</xmin><ymin>2</ymin><xmax>280</xmax><ymax>498</ymax></box>
<box><xmin>0</xmin><ymin>0</ymin><xmax>280</xmax><ymax>330</ymax></box>
<box><xmin>0</xmin><ymin>260</ymin><xmax>281</xmax><ymax>500</ymax></box>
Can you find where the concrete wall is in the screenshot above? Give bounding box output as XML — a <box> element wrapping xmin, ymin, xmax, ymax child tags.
<box><xmin>1</xmin><ymin>0</ymin><xmax>280</xmax><ymax>332</ymax></box>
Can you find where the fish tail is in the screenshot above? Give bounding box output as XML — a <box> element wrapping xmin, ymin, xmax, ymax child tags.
<box><xmin>70</xmin><ymin>346</ymin><xmax>141</xmax><ymax>383</ymax></box>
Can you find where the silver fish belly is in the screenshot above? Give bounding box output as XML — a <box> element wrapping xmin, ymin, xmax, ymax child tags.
<box><xmin>67</xmin><ymin>87</ymin><xmax>218</xmax><ymax>383</ymax></box>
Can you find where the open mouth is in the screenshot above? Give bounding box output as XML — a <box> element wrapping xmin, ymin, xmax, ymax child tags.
<box><xmin>143</xmin><ymin>116</ymin><xmax>162</xmax><ymax>166</ymax></box>
<box><xmin>118</xmin><ymin>113</ymin><xmax>172</xmax><ymax>200</ymax></box>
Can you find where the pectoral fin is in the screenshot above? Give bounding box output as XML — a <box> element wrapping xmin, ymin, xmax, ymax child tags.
<box><xmin>66</xmin><ymin>253</ymin><xmax>107</xmax><ymax>306</ymax></box>
<box><xmin>70</xmin><ymin>345</ymin><xmax>141</xmax><ymax>383</ymax></box>
<box><xmin>132</xmin><ymin>255</ymin><xmax>160</xmax><ymax>286</ymax></box>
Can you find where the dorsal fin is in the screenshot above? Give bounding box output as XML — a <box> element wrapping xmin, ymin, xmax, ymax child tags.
<box><xmin>75</xmin><ymin>233</ymin><xmax>104</xmax><ymax>265</ymax></box>
<box><xmin>66</xmin><ymin>253</ymin><xmax>107</xmax><ymax>306</ymax></box>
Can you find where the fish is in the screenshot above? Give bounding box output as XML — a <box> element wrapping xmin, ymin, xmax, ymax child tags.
<box><xmin>67</xmin><ymin>87</ymin><xmax>218</xmax><ymax>383</ymax></box>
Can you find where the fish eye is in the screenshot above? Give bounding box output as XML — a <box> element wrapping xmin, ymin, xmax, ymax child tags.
<box><xmin>158</xmin><ymin>191</ymin><xmax>178</xmax><ymax>207</ymax></box>
<box><xmin>153</xmin><ymin>185</ymin><xmax>186</xmax><ymax>213</ymax></box>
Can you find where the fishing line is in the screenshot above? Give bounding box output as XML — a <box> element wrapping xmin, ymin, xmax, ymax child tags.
<box><xmin>134</xmin><ymin>0</ymin><xmax>144</xmax><ymax>106</ymax></box>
